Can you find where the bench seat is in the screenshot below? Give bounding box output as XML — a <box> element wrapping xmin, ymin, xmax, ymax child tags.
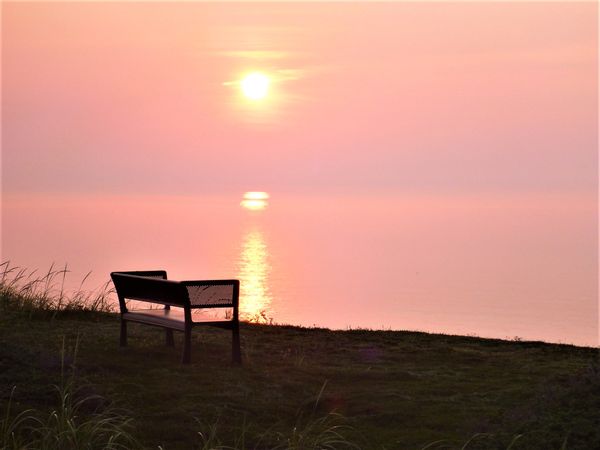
<box><xmin>111</xmin><ymin>270</ymin><xmax>241</xmax><ymax>364</ymax></box>
<box><xmin>124</xmin><ymin>308</ymin><xmax>234</xmax><ymax>330</ymax></box>
<box><xmin>123</xmin><ymin>309</ymin><xmax>186</xmax><ymax>331</ymax></box>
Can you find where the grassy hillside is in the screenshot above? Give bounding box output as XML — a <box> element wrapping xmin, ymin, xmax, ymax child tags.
<box><xmin>0</xmin><ymin>266</ymin><xmax>598</xmax><ymax>449</ymax></box>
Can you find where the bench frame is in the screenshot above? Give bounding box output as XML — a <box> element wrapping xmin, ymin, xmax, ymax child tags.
<box><xmin>110</xmin><ymin>270</ymin><xmax>241</xmax><ymax>364</ymax></box>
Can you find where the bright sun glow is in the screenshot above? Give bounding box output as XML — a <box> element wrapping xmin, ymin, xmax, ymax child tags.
<box><xmin>241</xmin><ymin>72</ymin><xmax>270</xmax><ymax>100</ymax></box>
<box><xmin>241</xmin><ymin>191</ymin><xmax>270</xmax><ymax>210</ymax></box>
<box><xmin>243</xmin><ymin>192</ymin><xmax>270</xmax><ymax>200</ymax></box>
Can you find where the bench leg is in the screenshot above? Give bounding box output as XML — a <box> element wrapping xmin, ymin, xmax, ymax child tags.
<box><xmin>120</xmin><ymin>320</ymin><xmax>128</xmax><ymax>347</ymax></box>
<box><xmin>182</xmin><ymin>326</ymin><xmax>192</xmax><ymax>364</ymax></box>
<box><xmin>165</xmin><ymin>329</ymin><xmax>175</xmax><ymax>347</ymax></box>
<box><xmin>232</xmin><ymin>321</ymin><xmax>242</xmax><ymax>365</ymax></box>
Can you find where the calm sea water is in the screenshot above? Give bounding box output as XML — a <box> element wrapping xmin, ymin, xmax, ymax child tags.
<box><xmin>2</xmin><ymin>193</ymin><xmax>597</xmax><ymax>346</ymax></box>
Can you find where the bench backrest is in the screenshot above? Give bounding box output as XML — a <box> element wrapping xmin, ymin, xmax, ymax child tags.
<box><xmin>113</xmin><ymin>270</ymin><xmax>167</xmax><ymax>280</ymax></box>
<box><xmin>111</xmin><ymin>272</ymin><xmax>190</xmax><ymax>311</ymax></box>
<box><xmin>183</xmin><ymin>280</ymin><xmax>239</xmax><ymax>309</ymax></box>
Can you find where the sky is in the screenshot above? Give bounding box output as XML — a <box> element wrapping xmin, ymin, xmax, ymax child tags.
<box><xmin>2</xmin><ymin>2</ymin><xmax>598</xmax><ymax>196</ymax></box>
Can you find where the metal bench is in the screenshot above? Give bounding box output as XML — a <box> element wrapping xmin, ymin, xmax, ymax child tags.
<box><xmin>110</xmin><ymin>270</ymin><xmax>241</xmax><ymax>364</ymax></box>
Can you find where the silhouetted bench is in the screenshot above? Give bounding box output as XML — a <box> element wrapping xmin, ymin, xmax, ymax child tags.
<box><xmin>110</xmin><ymin>270</ymin><xmax>241</xmax><ymax>364</ymax></box>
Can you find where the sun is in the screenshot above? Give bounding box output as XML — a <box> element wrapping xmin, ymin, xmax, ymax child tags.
<box><xmin>241</xmin><ymin>72</ymin><xmax>270</xmax><ymax>100</ymax></box>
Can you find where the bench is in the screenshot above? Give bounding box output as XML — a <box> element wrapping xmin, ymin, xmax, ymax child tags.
<box><xmin>110</xmin><ymin>270</ymin><xmax>241</xmax><ymax>364</ymax></box>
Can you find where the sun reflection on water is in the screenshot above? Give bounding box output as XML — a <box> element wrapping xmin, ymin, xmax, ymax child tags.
<box><xmin>241</xmin><ymin>191</ymin><xmax>269</xmax><ymax>210</ymax></box>
<box><xmin>237</xmin><ymin>229</ymin><xmax>272</xmax><ymax>321</ymax></box>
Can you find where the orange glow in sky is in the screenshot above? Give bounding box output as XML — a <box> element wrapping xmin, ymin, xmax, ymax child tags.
<box><xmin>3</xmin><ymin>2</ymin><xmax>595</xmax><ymax>195</ymax></box>
<box><xmin>1</xmin><ymin>2</ymin><xmax>597</xmax><ymax>346</ymax></box>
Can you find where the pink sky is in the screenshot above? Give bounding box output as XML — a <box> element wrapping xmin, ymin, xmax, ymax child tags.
<box><xmin>1</xmin><ymin>3</ymin><xmax>598</xmax><ymax>345</ymax></box>
<box><xmin>2</xmin><ymin>2</ymin><xmax>598</xmax><ymax>196</ymax></box>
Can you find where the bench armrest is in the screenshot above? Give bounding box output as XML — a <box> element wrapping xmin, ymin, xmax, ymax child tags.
<box><xmin>181</xmin><ymin>280</ymin><xmax>239</xmax><ymax>309</ymax></box>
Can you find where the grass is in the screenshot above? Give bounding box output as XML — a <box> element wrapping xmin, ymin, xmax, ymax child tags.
<box><xmin>192</xmin><ymin>383</ymin><xmax>360</xmax><ymax>450</ymax></box>
<box><xmin>1</xmin><ymin>262</ymin><xmax>598</xmax><ymax>449</ymax></box>
<box><xmin>0</xmin><ymin>262</ymin><xmax>114</xmax><ymax>316</ymax></box>
<box><xmin>1</xmin><ymin>337</ymin><xmax>138</xmax><ymax>450</ymax></box>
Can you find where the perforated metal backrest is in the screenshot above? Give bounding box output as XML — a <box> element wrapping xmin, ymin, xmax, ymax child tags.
<box><xmin>184</xmin><ymin>281</ymin><xmax>238</xmax><ymax>308</ymax></box>
<box><xmin>111</xmin><ymin>272</ymin><xmax>189</xmax><ymax>308</ymax></box>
